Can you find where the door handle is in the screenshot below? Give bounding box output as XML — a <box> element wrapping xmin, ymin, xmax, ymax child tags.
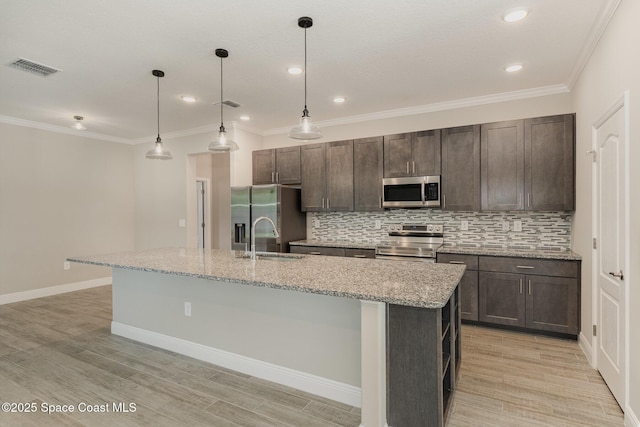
<box><xmin>609</xmin><ymin>270</ymin><xmax>624</xmax><ymax>280</ymax></box>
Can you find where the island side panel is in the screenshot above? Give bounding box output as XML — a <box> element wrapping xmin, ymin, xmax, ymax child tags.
<box><xmin>111</xmin><ymin>268</ymin><xmax>361</xmax><ymax>389</ymax></box>
<box><xmin>387</xmin><ymin>303</ymin><xmax>444</xmax><ymax>427</ymax></box>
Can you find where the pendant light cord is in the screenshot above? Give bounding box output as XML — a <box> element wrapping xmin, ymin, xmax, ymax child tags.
<box><xmin>156</xmin><ymin>74</ymin><xmax>161</xmax><ymax>140</ymax></box>
<box><xmin>304</xmin><ymin>26</ymin><xmax>308</xmax><ymax>111</ymax></box>
<box><xmin>220</xmin><ymin>55</ymin><xmax>224</xmax><ymax>128</ymax></box>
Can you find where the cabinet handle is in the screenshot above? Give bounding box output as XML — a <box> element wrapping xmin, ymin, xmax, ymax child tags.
<box><xmin>516</xmin><ymin>265</ymin><xmax>534</xmax><ymax>269</ymax></box>
<box><xmin>519</xmin><ymin>279</ymin><xmax>523</xmax><ymax>294</ymax></box>
<box><xmin>327</xmin><ymin>199</ymin><xmax>330</xmax><ymax>210</ymax></box>
<box><xmin>527</xmin><ymin>192</ymin><xmax>530</xmax><ymax>208</ymax></box>
<box><xmin>443</xmin><ymin>194</ymin><xmax>446</xmax><ymax>209</ymax></box>
<box><xmin>406</xmin><ymin>161</ymin><xmax>410</xmax><ymax>174</ymax></box>
<box><xmin>412</xmin><ymin>161</ymin><xmax>416</xmax><ymax>175</ymax></box>
<box><xmin>353</xmin><ymin>254</ymin><xmax>367</xmax><ymax>258</ymax></box>
<box><xmin>448</xmin><ymin>261</ymin><xmax>465</xmax><ymax>264</ymax></box>
<box><xmin>322</xmin><ymin>198</ymin><xmax>325</xmax><ymax>209</ymax></box>
<box><xmin>528</xmin><ymin>279</ymin><xmax>532</xmax><ymax>295</ymax></box>
<box><xmin>276</xmin><ymin>172</ymin><xmax>279</xmax><ymax>182</ymax></box>
<box><xmin>309</xmin><ymin>251</ymin><xmax>322</xmax><ymax>255</ymax></box>
<box><xmin>379</xmin><ymin>197</ymin><xmax>382</xmax><ymax>209</ymax></box>
<box><xmin>518</xmin><ymin>193</ymin><xmax>522</xmax><ymax>207</ymax></box>
<box><xmin>271</xmin><ymin>172</ymin><xmax>275</xmax><ymax>183</ymax></box>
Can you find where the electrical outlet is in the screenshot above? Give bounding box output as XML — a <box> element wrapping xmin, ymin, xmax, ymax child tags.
<box><xmin>502</xmin><ymin>221</ymin><xmax>510</xmax><ymax>232</ymax></box>
<box><xmin>313</xmin><ymin>218</ymin><xmax>320</xmax><ymax>228</ymax></box>
<box><xmin>63</xmin><ymin>261</ymin><xmax>71</xmax><ymax>270</ymax></box>
<box><xmin>460</xmin><ymin>220</ymin><xmax>468</xmax><ymax>231</ymax></box>
<box><xmin>179</xmin><ymin>219</ymin><xmax>186</xmax><ymax>228</ymax></box>
<box><xmin>375</xmin><ymin>220</ymin><xmax>382</xmax><ymax>229</ymax></box>
<box><xmin>513</xmin><ymin>220</ymin><xmax>522</xmax><ymax>232</ymax></box>
<box><xmin>184</xmin><ymin>302</ymin><xmax>191</xmax><ymax>317</ymax></box>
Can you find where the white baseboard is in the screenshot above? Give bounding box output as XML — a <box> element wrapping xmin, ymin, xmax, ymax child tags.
<box><xmin>625</xmin><ymin>406</ymin><xmax>640</xmax><ymax>427</ymax></box>
<box><xmin>578</xmin><ymin>330</ymin><xmax>594</xmax><ymax>367</ymax></box>
<box><xmin>111</xmin><ymin>321</ymin><xmax>362</xmax><ymax>408</ymax></box>
<box><xmin>0</xmin><ymin>277</ymin><xmax>112</xmax><ymax>305</ymax></box>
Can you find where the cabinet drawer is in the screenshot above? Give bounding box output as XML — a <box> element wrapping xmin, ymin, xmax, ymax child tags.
<box><xmin>479</xmin><ymin>256</ymin><xmax>578</xmax><ymax>278</ymax></box>
<box><xmin>345</xmin><ymin>248</ymin><xmax>375</xmax><ymax>259</ymax></box>
<box><xmin>290</xmin><ymin>246</ymin><xmax>346</xmax><ymax>257</ymax></box>
<box><xmin>437</xmin><ymin>253</ymin><xmax>478</xmax><ymax>270</ymax></box>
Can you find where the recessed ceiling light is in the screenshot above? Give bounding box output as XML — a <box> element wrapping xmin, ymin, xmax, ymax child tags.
<box><xmin>239</xmin><ymin>115</ymin><xmax>251</xmax><ymax>121</ymax></box>
<box><xmin>505</xmin><ymin>64</ymin><xmax>523</xmax><ymax>73</ymax></box>
<box><xmin>333</xmin><ymin>96</ymin><xmax>346</xmax><ymax>104</ymax></box>
<box><xmin>503</xmin><ymin>9</ymin><xmax>528</xmax><ymax>23</ymax></box>
<box><xmin>287</xmin><ymin>66</ymin><xmax>303</xmax><ymax>75</ymax></box>
<box><xmin>181</xmin><ymin>95</ymin><xmax>197</xmax><ymax>103</ymax></box>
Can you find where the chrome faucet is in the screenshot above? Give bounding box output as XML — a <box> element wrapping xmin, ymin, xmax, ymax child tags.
<box><xmin>250</xmin><ymin>216</ymin><xmax>280</xmax><ymax>260</ymax></box>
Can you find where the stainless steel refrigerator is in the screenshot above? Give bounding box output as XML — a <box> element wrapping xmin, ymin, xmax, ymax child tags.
<box><xmin>231</xmin><ymin>184</ymin><xmax>306</xmax><ymax>253</ymax></box>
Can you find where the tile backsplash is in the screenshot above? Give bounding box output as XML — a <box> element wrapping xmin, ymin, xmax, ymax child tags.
<box><xmin>309</xmin><ymin>210</ymin><xmax>573</xmax><ymax>251</ymax></box>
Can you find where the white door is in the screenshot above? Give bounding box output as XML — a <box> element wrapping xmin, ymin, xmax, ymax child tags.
<box><xmin>593</xmin><ymin>96</ymin><xmax>627</xmax><ymax>408</ymax></box>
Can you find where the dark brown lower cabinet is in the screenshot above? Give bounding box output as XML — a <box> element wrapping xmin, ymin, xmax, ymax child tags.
<box><xmin>478</xmin><ymin>256</ymin><xmax>580</xmax><ymax>336</ymax></box>
<box><xmin>387</xmin><ymin>286</ymin><xmax>460</xmax><ymax>427</ymax></box>
<box><xmin>437</xmin><ymin>253</ymin><xmax>478</xmax><ymax>321</ymax></box>
<box><xmin>290</xmin><ymin>245</ymin><xmax>375</xmax><ymax>258</ymax></box>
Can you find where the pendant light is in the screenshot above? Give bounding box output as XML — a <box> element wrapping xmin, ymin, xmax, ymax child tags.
<box><xmin>289</xmin><ymin>16</ymin><xmax>322</xmax><ymax>140</ymax></box>
<box><xmin>208</xmin><ymin>48</ymin><xmax>239</xmax><ymax>152</ymax></box>
<box><xmin>145</xmin><ymin>69</ymin><xmax>173</xmax><ymax>160</ymax></box>
<box><xmin>72</xmin><ymin>115</ymin><xmax>86</xmax><ymax>130</ymax></box>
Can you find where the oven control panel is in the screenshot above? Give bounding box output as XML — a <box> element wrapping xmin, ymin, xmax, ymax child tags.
<box><xmin>388</xmin><ymin>224</ymin><xmax>443</xmax><ymax>233</ymax></box>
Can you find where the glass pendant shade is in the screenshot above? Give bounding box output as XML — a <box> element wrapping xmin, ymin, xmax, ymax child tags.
<box><xmin>146</xmin><ymin>69</ymin><xmax>172</xmax><ymax>160</ymax></box>
<box><xmin>208</xmin><ymin>125</ymin><xmax>239</xmax><ymax>152</ymax></box>
<box><xmin>289</xmin><ymin>108</ymin><xmax>322</xmax><ymax>140</ymax></box>
<box><xmin>145</xmin><ymin>136</ymin><xmax>173</xmax><ymax>160</ymax></box>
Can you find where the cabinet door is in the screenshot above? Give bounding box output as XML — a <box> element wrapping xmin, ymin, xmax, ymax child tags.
<box><xmin>478</xmin><ymin>271</ymin><xmax>525</xmax><ymax>327</ymax></box>
<box><xmin>413</xmin><ymin>130</ymin><xmax>441</xmax><ymax>176</ymax></box>
<box><xmin>252</xmin><ymin>149</ymin><xmax>275</xmax><ymax>185</ymax></box>
<box><xmin>441</xmin><ymin>125</ymin><xmax>480</xmax><ymax>211</ymax></box>
<box><xmin>275</xmin><ymin>146</ymin><xmax>301</xmax><ymax>185</ymax></box>
<box><xmin>481</xmin><ymin>120</ymin><xmax>524</xmax><ymax>210</ymax></box>
<box><xmin>384</xmin><ymin>133</ymin><xmax>413</xmax><ymax>177</ymax></box>
<box><xmin>524</xmin><ymin>114</ymin><xmax>575</xmax><ymax>211</ymax></box>
<box><xmin>326</xmin><ymin>140</ymin><xmax>354</xmax><ymax>211</ymax></box>
<box><xmin>353</xmin><ymin>136</ymin><xmax>383</xmax><ymax>211</ymax></box>
<box><xmin>459</xmin><ymin>270</ymin><xmax>479</xmax><ymax>321</ymax></box>
<box><xmin>526</xmin><ymin>275</ymin><xmax>578</xmax><ymax>335</ymax></box>
<box><xmin>301</xmin><ymin>143</ymin><xmax>327</xmax><ymax>211</ymax></box>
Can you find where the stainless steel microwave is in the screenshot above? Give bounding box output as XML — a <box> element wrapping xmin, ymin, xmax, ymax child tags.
<box><xmin>382</xmin><ymin>176</ymin><xmax>441</xmax><ymax>208</ymax></box>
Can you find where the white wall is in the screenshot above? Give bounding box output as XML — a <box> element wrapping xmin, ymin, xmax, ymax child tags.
<box><xmin>571</xmin><ymin>0</ymin><xmax>640</xmax><ymax>420</ymax></box>
<box><xmin>0</xmin><ymin>123</ymin><xmax>134</xmax><ymax>297</ymax></box>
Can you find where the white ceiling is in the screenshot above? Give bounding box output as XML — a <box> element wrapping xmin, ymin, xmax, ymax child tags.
<box><xmin>0</xmin><ymin>0</ymin><xmax>613</xmax><ymax>143</ymax></box>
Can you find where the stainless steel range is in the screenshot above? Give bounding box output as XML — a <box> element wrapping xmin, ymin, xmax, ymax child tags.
<box><xmin>375</xmin><ymin>224</ymin><xmax>443</xmax><ymax>262</ymax></box>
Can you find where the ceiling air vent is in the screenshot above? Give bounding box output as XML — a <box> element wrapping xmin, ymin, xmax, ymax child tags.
<box><xmin>214</xmin><ymin>99</ymin><xmax>241</xmax><ymax>108</ymax></box>
<box><xmin>7</xmin><ymin>57</ymin><xmax>61</xmax><ymax>77</ymax></box>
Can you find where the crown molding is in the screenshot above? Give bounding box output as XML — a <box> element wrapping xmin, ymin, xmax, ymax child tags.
<box><xmin>565</xmin><ymin>0</ymin><xmax>622</xmax><ymax>90</ymax></box>
<box><xmin>0</xmin><ymin>114</ymin><xmax>134</xmax><ymax>144</ymax></box>
<box><xmin>264</xmin><ymin>84</ymin><xmax>570</xmax><ymax>136</ymax></box>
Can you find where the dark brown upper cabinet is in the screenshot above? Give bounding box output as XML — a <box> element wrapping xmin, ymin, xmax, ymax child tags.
<box><xmin>353</xmin><ymin>136</ymin><xmax>384</xmax><ymax>211</ymax></box>
<box><xmin>383</xmin><ymin>130</ymin><xmax>441</xmax><ymax>178</ymax></box>
<box><xmin>441</xmin><ymin>125</ymin><xmax>480</xmax><ymax>211</ymax></box>
<box><xmin>301</xmin><ymin>141</ymin><xmax>354</xmax><ymax>212</ymax></box>
<box><xmin>252</xmin><ymin>146</ymin><xmax>301</xmax><ymax>185</ymax></box>
<box><xmin>481</xmin><ymin>114</ymin><xmax>575</xmax><ymax>211</ymax></box>
<box><xmin>524</xmin><ymin>114</ymin><xmax>575</xmax><ymax>211</ymax></box>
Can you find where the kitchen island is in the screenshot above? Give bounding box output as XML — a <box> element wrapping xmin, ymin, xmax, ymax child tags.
<box><xmin>69</xmin><ymin>248</ymin><xmax>465</xmax><ymax>427</ymax></box>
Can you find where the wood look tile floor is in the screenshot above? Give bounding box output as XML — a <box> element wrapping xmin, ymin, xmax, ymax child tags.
<box><xmin>0</xmin><ymin>285</ymin><xmax>624</xmax><ymax>427</ymax></box>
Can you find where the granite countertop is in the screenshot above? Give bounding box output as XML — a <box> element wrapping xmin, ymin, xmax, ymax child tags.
<box><xmin>289</xmin><ymin>239</ymin><xmax>377</xmax><ymax>250</ymax></box>
<box><xmin>68</xmin><ymin>248</ymin><xmax>464</xmax><ymax>309</ymax></box>
<box><xmin>437</xmin><ymin>245</ymin><xmax>582</xmax><ymax>261</ymax></box>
